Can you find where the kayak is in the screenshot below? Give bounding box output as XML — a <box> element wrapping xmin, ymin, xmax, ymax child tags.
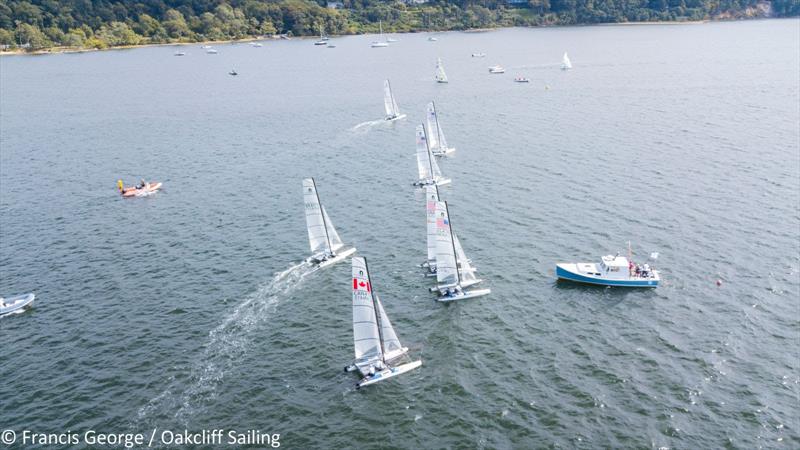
<box><xmin>121</xmin><ymin>182</ymin><xmax>162</xmax><ymax>197</ymax></box>
<box><xmin>0</xmin><ymin>293</ymin><xmax>35</xmax><ymax>316</ymax></box>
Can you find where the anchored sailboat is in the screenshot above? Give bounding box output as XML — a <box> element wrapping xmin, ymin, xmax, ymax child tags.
<box><xmin>435</xmin><ymin>57</ymin><xmax>448</xmax><ymax>83</ymax></box>
<box><xmin>413</xmin><ymin>125</ymin><xmax>451</xmax><ymax>187</ymax></box>
<box><xmin>561</xmin><ymin>52</ymin><xmax>572</xmax><ymax>70</ymax></box>
<box><xmin>314</xmin><ymin>25</ymin><xmax>328</xmax><ymax>45</ymax></box>
<box><xmin>431</xmin><ymin>201</ymin><xmax>490</xmax><ymax>302</ymax></box>
<box><xmin>303</xmin><ymin>178</ymin><xmax>356</xmax><ymax>268</ymax></box>
<box><xmin>346</xmin><ymin>257</ymin><xmax>421</xmax><ymax>388</ymax></box>
<box><xmin>371</xmin><ymin>21</ymin><xmax>389</xmax><ymax>47</ymax></box>
<box><xmin>425</xmin><ymin>101</ymin><xmax>455</xmax><ymax>156</ymax></box>
<box><xmin>383</xmin><ymin>80</ymin><xmax>406</xmax><ymax>121</ymax></box>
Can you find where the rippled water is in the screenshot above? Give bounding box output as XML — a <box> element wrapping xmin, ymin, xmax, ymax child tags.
<box><xmin>1</xmin><ymin>19</ymin><xmax>799</xmax><ymax>448</ymax></box>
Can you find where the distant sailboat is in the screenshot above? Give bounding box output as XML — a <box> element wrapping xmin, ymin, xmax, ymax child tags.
<box><xmin>413</xmin><ymin>125</ymin><xmax>451</xmax><ymax>187</ymax></box>
<box><xmin>431</xmin><ymin>201</ymin><xmax>490</xmax><ymax>302</ymax></box>
<box><xmin>315</xmin><ymin>25</ymin><xmax>328</xmax><ymax>45</ymax></box>
<box><xmin>303</xmin><ymin>178</ymin><xmax>356</xmax><ymax>268</ymax></box>
<box><xmin>435</xmin><ymin>57</ymin><xmax>448</xmax><ymax>83</ymax></box>
<box><xmin>345</xmin><ymin>256</ymin><xmax>422</xmax><ymax>388</ymax></box>
<box><xmin>371</xmin><ymin>21</ymin><xmax>389</xmax><ymax>47</ymax></box>
<box><xmin>425</xmin><ymin>101</ymin><xmax>455</xmax><ymax>156</ymax></box>
<box><xmin>561</xmin><ymin>52</ymin><xmax>572</xmax><ymax>70</ymax></box>
<box><xmin>383</xmin><ymin>80</ymin><xmax>406</xmax><ymax>121</ymax></box>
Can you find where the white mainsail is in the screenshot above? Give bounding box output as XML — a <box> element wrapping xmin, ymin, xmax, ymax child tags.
<box><xmin>434</xmin><ymin>201</ymin><xmax>459</xmax><ymax>288</ymax></box>
<box><xmin>561</xmin><ymin>52</ymin><xmax>572</xmax><ymax>70</ymax></box>
<box><xmin>425</xmin><ymin>101</ymin><xmax>451</xmax><ymax>154</ymax></box>
<box><xmin>435</xmin><ymin>57</ymin><xmax>448</xmax><ymax>83</ymax></box>
<box><xmin>453</xmin><ymin>233</ymin><xmax>479</xmax><ymax>287</ymax></box>
<box><xmin>352</xmin><ymin>257</ymin><xmax>383</xmax><ymax>366</ymax></box>
<box><xmin>425</xmin><ymin>184</ymin><xmax>439</xmax><ymax>266</ymax></box>
<box><xmin>304</xmin><ymin>178</ymin><xmax>332</xmax><ymax>255</ymax></box>
<box><xmin>383</xmin><ymin>80</ymin><xmax>400</xmax><ymax>119</ymax></box>
<box><xmin>321</xmin><ymin>206</ymin><xmax>344</xmax><ymax>252</ymax></box>
<box><xmin>415</xmin><ymin>125</ymin><xmax>444</xmax><ymax>185</ymax></box>
<box><xmin>416</xmin><ymin>125</ymin><xmax>432</xmax><ymax>181</ymax></box>
<box><xmin>374</xmin><ymin>294</ymin><xmax>405</xmax><ymax>360</ymax></box>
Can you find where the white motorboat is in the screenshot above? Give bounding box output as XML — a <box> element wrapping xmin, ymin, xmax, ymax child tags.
<box><xmin>489</xmin><ymin>65</ymin><xmax>505</xmax><ymax>74</ymax></box>
<box><xmin>0</xmin><ymin>293</ymin><xmax>35</xmax><ymax>317</ymax></box>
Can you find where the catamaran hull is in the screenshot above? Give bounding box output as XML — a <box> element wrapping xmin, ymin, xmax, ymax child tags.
<box><xmin>0</xmin><ymin>293</ymin><xmax>35</xmax><ymax>316</ymax></box>
<box><xmin>310</xmin><ymin>247</ymin><xmax>357</xmax><ymax>269</ymax></box>
<box><xmin>437</xmin><ymin>288</ymin><xmax>491</xmax><ymax>302</ymax></box>
<box><xmin>386</xmin><ymin>114</ymin><xmax>407</xmax><ymax>122</ymax></box>
<box><xmin>432</xmin><ymin>147</ymin><xmax>455</xmax><ymax>157</ymax></box>
<box><xmin>356</xmin><ymin>360</ymin><xmax>422</xmax><ymax>388</ymax></box>
<box><xmin>556</xmin><ymin>264</ymin><xmax>659</xmax><ymax>287</ymax></box>
<box><xmin>413</xmin><ymin>178</ymin><xmax>451</xmax><ymax>187</ymax></box>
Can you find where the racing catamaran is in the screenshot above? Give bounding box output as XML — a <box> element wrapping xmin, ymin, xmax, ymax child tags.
<box><xmin>426</xmin><ymin>101</ymin><xmax>455</xmax><ymax>156</ymax></box>
<box><xmin>431</xmin><ymin>201</ymin><xmax>490</xmax><ymax>302</ymax></box>
<box><xmin>413</xmin><ymin>125</ymin><xmax>451</xmax><ymax>187</ymax></box>
<box><xmin>303</xmin><ymin>178</ymin><xmax>356</xmax><ymax>268</ymax></box>
<box><xmin>384</xmin><ymin>80</ymin><xmax>406</xmax><ymax>121</ymax></box>
<box><xmin>345</xmin><ymin>257</ymin><xmax>421</xmax><ymax>388</ymax></box>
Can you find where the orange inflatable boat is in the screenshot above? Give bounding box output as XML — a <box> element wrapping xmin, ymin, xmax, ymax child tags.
<box><xmin>118</xmin><ymin>180</ymin><xmax>162</xmax><ymax>197</ymax></box>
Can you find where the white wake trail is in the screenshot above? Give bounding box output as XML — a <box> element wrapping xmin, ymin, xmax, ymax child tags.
<box><xmin>135</xmin><ymin>261</ymin><xmax>314</xmax><ymax>426</ymax></box>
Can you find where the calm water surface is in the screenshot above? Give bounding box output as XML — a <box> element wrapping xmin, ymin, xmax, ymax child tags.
<box><xmin>1</xmin><ymin>19</ymin><xmax>799</xmax><ymax>449</ymax></box>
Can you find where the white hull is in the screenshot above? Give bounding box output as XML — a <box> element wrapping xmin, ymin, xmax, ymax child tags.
<box><xmin>371</xmin><ymin>42</ymin><xmax>389</xmax><ymax>48</ymax></box>
<box><xmin>432</xmin><ymin>147</ymin><xmax>455</xmax><ymax>157</ymax></box>
<box><xmin>413</xmin><ymin>178</ymin><xmax>451</xmax><ymax>187</ymax></box>
<box><xmin>386</xmin><ymin>114</ymin><xmax>407</xmax><ymax>122</ymax></box>
<box><xmin>437</xmin><ymin>288</ymin><xmax>491</xmax><ymax>302</ymax></box>
<box><xmin>356</xmin><ymin>360</ymin><xmax>421</xmax><ymax>388</ymax></box>
<box><xmin>309</xmin><ymin>247</ymin><xmax>357</xmax><ymax>269</ymax></box>
<box><xmin>0</xmin><ymin>293</ymin><xmax>35</xmax><ymax>316</ymax></box>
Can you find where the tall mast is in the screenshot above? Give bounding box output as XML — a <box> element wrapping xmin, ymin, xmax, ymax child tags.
<box><xmin>423</xmin><ymin>124</ymin><xmax>436</xmax><ymax>182</ymax></box>
<box><xmin>445</xmin><ymin>202</ymin><xmax>461</xmax><ymax>285</ymax></box>
<box><xmin>312</xmin><ymin>177</ymin><xmax>334</xmax><ymax>255</ymax></box>
<box><xmin>387</xmin><ymin>80</ymin><xmax>397</xmax><ymax>116</ymax></box>
<box><xmin>432</xmin><ymin>101</ymin><xmax>444</xmax><ymax>149</ymax></box>
<box><xmin>363</xmin><ymin>257</ymin><xmax>386</xmax><ymax>362</ymax></box>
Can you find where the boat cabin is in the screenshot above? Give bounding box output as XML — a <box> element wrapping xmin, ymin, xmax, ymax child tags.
<box><xmin>599</xmin><ymin>255</ymin><xmax>630</xmax><ymax>279</ymax></box>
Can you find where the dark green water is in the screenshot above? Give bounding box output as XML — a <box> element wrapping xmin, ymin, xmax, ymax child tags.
<box><xmin>1</xmin><ymin>20</ymin><xmax>798</xmax><ymax>449</ymax></box>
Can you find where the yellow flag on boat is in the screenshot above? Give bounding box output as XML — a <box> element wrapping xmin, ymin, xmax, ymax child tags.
<box><xmin>117</xmin><ymin>179</ymin><xmax>123</xmax><ymax>191</ymax></box>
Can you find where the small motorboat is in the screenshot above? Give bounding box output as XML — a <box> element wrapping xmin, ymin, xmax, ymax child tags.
<box><xmin>229</xmin><ymin>69</ymin><xmax>238</xmax><ymax>76</ymax></box>
<box><xmin>489</xmin><ymin>65</ymin><xmax>505</xmax><ymax>74</ymax></box>
<box><xmin>428</xmin><ymin>37</ymin><xmax>438</xmax><ymax>42</ymax></box>
<box><xmin>206</xmin><ymin>48</ymin><xmax>218</xmax><ymax>54</ymax></box>
<box><xmin>370</xmin><ymin>41</ymin><xmax>388</xmax><ymax>48</ymax></box>
<box><xmin>556</xmin><ymin>254</ymin><xmax>660</xmax><ymax>287</ymax></box>
<box><xmin>471</xmin><ymin>53</ymin><xmax>486</xmax><ymax>58</ymax></box>
<box><xmin>0</xmin><ymin>293</ymin><xmax>35</xmax><ymax>317</ymax></box>
<box><xmin>250</xmin><ymin>42</ymin><xmax>263</xmax><ymax>47</ymax></box>
<box><xmin>314</xmin><ymin>40</ymin><xmax>327</xmax><ymax>46</ymax></box>
<box><xmin>174</xmin><ymin>51</ymin><xmax>186</xmax><ymax>56</ymax></box>
<box><xmin>514</xmin><ymin>77</ymin><xmax>530</xmax><ymax>83</ymax></box>
<box><xmin>118</xmin><ymin>180</ymin><xmax>162</xmax><ymax>198</ymax></box>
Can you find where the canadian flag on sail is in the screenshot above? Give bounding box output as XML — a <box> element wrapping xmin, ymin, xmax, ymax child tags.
<box><xmin>353</xmin><ymin>278</ymin><xmax>371</xmax><ymax>292</ymax></box>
